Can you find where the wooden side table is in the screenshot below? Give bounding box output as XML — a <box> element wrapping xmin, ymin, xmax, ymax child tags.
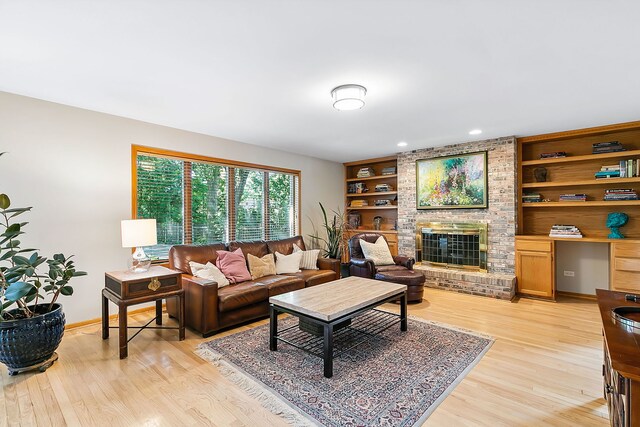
<box><xmin>102</xmin><ymin>266</ymin><xmax>185</xmax><ymax>359</ymax></box>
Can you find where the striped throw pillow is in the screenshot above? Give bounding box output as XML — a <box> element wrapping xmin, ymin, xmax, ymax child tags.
<box><xmin>293</xmin><ymin>244</ymin><xmax>319</xmax><ymax>270</ymax></box>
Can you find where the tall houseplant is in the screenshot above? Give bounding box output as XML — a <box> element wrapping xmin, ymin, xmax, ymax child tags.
<box><xmin>309</xmin><ymin>203</ymin><xmax>350</xmax><ymax>261</ymax></box>
<box><xmin>0</xmin><ymin>152</ymin><xmax>86</xmax><ymax>375</ymax></box>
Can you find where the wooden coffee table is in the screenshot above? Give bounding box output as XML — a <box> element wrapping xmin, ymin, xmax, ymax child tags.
<box><xmin>269</xmin><ymin>276</ymin><xmax>407</xmax><ymax>378</ymax></box>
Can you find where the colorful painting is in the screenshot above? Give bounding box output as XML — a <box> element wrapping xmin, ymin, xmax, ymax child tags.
<box><xmin>416</xmin><ymin>152</ymin><xmax>488</xmax><ymax>209</ymax></box>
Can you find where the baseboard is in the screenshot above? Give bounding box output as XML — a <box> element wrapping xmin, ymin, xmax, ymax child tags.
<box><xmin>65</xmin><ymin>304</ymin><xmax>165</xmax><ymax>330</ymax></box>
<box><xmin>556</xmin><ymin>291</ymin><xmax>597</xmax><ymax>301</ymax></box>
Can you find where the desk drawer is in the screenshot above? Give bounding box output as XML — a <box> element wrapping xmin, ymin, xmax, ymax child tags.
<box><xmin>614</xmin><ymin>257</ymin><xmax>640</xmax><ymax>273</ymax></box>
<box><xmin>516</xmin><ymin>240</ymin><xmax>552</xmax><ymax>253</ymax></box>
<box><xmin>612</xmin><ymin>242</ymin><xmax>640</xmax><ymax>258</ymax></box>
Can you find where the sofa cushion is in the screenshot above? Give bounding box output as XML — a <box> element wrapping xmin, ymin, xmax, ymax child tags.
<box><xmin>293</xmin><ymin>244</ymin><xmax>319</xmax><ymax>270</ymax></box>
<box><xmin>360</xmin><ymin>236</ymin><xmax>395</xmax><ymax>266</ymax></box>
<box><xmin>254</xmin><ymin>275</ymin><xmax>304</xmax><ymax>297</ymax></box>
<box><xmin>275</xmin><ymin>251</ymin><xmax>302</xmax><ymax>274</ymax></box>
<box><xmin>216</xmin><ymin>248</ymin><xmax>252</xmax><ymax>283</ymax></box>
<box><xmin>285</xmin><ymin>269</ymin><xmax>336</xmax><ymax>287</ymax></box>
<box><xmin>169</xmin><ymin>243</ymin><xmax>227</xmax><ymax>274</ymax></box>
<box><xmin>266</xmin><ymin>235</ymin><xmax>306</xmax><ymax>256</ymax></box>
<box><xmin>189</xmin><ymin>261</ymin><xmax>230</xmax><ymax>288</ymax></box>
<box><xmin>247</xmin><ymin>253</ymin><xmax>276</xmax><ymax>280</ymax></box>
<box><xmin>228</xmin><ymin>240</ymin><xmax>269</xmax><ymax>260</ymax></box>
<box><xmin>218</xmin><ymin>281</ymin><xmax>269</xmax><ymax>312</ymax></box>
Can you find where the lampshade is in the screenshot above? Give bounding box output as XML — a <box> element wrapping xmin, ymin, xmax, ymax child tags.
<box><xmin>121</xmin><ymin>219</ymin><xmax>157</xmax><ymax>248</ymax></box>
<box><xmin>331</xmin><ymin>84</ymin><xmax>366</xmax><ymax>111</ymax></box>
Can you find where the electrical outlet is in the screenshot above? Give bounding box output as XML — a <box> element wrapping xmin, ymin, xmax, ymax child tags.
<box><xmin>563</xmin><ymin>270</ymin><xmax>575</xmax><ymax>277</ymax></box>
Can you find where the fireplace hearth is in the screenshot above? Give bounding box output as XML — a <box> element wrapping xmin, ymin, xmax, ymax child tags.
<box><xmin>416</xmin><ymin>222</ymin><xmax>487</xmax><ymax>271</ymax></box>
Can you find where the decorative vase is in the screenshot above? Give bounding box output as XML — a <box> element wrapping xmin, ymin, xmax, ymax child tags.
<box><xmin>606</xmin><ymin>212</ymin><xmax>629</xmax><ymax>239</ymax></box>
<box><xmin>0</xmin><ymin>303</ymin><xmax>65</xmax><ymax>375</ymax></box>
<box><xmin>534</xmin><ymin>167</ymin><xmax>547</xmax><ymax>182</ymax></box>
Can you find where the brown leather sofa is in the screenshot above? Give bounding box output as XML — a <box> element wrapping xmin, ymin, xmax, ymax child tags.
<box><xmin>166</xmin><ymin>236</ymin><xmax>340</xmax><ymax>337</ymax></box>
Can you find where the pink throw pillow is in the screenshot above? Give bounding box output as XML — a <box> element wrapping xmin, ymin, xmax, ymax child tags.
<box><xmin>215</xmin><ymin>248</ymin><xmax>252</xmax><ymax>284</ymax></box>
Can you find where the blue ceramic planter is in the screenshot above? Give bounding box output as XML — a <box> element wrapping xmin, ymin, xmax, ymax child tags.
<box><xmin>0</xmin><ymin>303</ymin><xmax>65</xmax><ymax>374</ymax></box>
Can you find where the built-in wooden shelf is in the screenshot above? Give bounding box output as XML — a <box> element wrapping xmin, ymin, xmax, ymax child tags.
<box><xmin>345</xmin><ymin>191</ymin><xmax>397</xmax><ymax>197</ymax></box>
<box><xmin>518</xmin><ymin>234</ymin><xmax>640</xmax><ymax>244</ymax></box>
<box><xmin>346</xmin><ymin>174</ymin><xmax>397</xmax><ymax>182</ymax></box>
<box><xmin>521</xmin><ymin>149</ymin><xmax>640</xmax><ymax>166</ymax></box>
<box><xmin>348</xmin><ymin>229</ymin><xmax>398</xmax><ymax>234</ymax></box>
<box><xmin>523</xmin><ymin>200</ymin><xmax>640</xmax><ymax>208</ymax></box>
<box><xmin>522</xmin><ymin>177</ymin><xmax>640</xmax><ymax>188</ymax></box>
<box><xmin>346</xmin><ymin>206</ymin><xmax>397</xmax><ymax>210</ymax></box>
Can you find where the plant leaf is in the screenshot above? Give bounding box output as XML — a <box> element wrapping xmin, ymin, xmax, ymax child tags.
<box><xmin>0</xmin><ymin>194</ymin><xmax>10</xmax><ymax>210</ymax></box>
<box><xmin>60</xmin><ymin>286</ymin><xmax>73</xmax><ymax>296</ymax></box>
<box><xmin>4</xmin><ymin>281</ymin><xmax>33</xmax><ymax>301</ymax></box>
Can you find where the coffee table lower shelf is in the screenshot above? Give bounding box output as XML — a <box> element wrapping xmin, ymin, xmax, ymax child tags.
<box><xmin>276</xmin><ymin>309</ymin><xmax>401</xmax><ymax>359</ymax></box>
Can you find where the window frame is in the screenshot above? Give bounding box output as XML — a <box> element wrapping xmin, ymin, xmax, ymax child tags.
<box><xmin>131</xmin><ymin>145</ymin><xmax>301</xmax><ymax>248</ymax></box>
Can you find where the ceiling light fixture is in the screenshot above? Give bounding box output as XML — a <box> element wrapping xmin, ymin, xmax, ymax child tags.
<box><xmin>397</xmin><ymin>141</ymin><xmax>408</xmax><ymax>147</ymax></box>
<box><xmin>331</xmin><ymin>84</ymin><xmax>366</xmax><ymax>111</ymax></box>
<box><xmin>469</xmin><ymin>129</ymin><xmax>483</xmax><ymax>135</ymax></box>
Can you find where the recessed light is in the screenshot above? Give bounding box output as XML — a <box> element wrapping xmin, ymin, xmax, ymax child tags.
<box><xmin>397</xmin><ymin>141</ymin><xmax>408</xmax><ymax>147</ymax></box>
<box><xmin>469</xmin><ymin>129</ymin><xmax>482</xmax><ymax>135</ymax></box>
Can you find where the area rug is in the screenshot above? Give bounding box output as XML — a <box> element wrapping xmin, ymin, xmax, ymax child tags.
<box><xmin>196</xmin><ymin>315</ymin><xmax>493</xmax><ymax>427</ymax></box>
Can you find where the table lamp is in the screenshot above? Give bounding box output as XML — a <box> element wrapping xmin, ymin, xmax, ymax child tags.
<box><xmin>121</xmin><ymin>219</ymin><xmax>157</xmax><ymax>273</ymax></box>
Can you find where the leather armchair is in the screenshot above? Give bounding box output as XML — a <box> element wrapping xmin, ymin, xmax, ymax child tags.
<box><xmin>348</xmin><ymin>232</ymin><xmax>415</xmax><ymax>278</ymax></box>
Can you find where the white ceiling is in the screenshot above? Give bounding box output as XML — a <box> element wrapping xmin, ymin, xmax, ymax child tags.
<box><xmin>1</xmin><ymin>1</ymin><xmax>640</xmax><ymax>162</ymax></box>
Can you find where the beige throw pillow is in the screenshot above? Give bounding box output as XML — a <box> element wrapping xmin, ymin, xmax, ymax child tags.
<box><xmin>359</xmin><ymin>236</ymin><xmax>395</xmax><ymax>266</ymax></box>
<box><xmin>188</xmin><ymin>261</ymin><xmax>230</xmax><ymax>288</ymax></box>
<box><xmin>292</xmin><ymin>243</ymin><xmax>319</xmax><ymax>270</ymax></box>
<box><xmin>247</xmin><ymin>253</ymin><xmax>276</xmax><ymax>280</ymax></box>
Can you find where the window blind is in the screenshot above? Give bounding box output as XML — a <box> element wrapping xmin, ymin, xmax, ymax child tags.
<box><xmin>134</xmin><ymin>148</ymin><xmax>300</xmax><ymax>259</ymax></box>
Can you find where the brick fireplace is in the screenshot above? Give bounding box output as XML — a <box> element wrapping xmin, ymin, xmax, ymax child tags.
<box><xmin>397</xmin><ymin>137</ymin><xmax>517</xmax><ymax>300</ymax></box>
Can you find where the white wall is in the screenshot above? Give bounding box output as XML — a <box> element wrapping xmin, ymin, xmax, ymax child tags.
<box><xmin>0</xmin><ymin>91</ymin><xmax>344</xmax><ymax>323</ymax></box>
<box><xmin>555</xmin><ymin>241</ymin><xmax>609</xmax><ymax>295</ymax></box>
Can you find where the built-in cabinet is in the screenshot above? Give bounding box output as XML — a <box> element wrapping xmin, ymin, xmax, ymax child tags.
<box><xmin>516</xmin><ymin>121</ymin><xmax>640</xmax><ymax>299</ymax></box>
<box><xmin>343</xmin><ymin>156</ymin><xmax>398</xmax><ymax>261</ymax></box>
<box><xmin>515</xmin><ymin>237</ymin><xmax>555</xmax><ymax>298</ymax></box>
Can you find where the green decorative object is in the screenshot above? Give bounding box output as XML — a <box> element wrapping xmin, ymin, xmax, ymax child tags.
<box><xmin>606</xmin><ymin>212</ymin><xmax>629</xmax><ymax>239</ymax></box>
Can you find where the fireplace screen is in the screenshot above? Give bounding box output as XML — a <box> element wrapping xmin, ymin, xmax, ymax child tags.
<box><xmin>416</xmin><ymin>222</ymin><xmax>487</xmax><ymax>271</ymax></box>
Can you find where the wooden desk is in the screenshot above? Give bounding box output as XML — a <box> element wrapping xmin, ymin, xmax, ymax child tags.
<box><xmin>102</xmin><ymin>266</ymin><xmax>184</xmax><ymax>359</ymax></box>
<box><xmin>516</xmin><ymin>236</ymin><xmax>640</xmax><ymax>300</ymax></box>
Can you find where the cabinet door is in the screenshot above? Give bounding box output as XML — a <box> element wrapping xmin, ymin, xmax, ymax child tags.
<box><xmin>516</xmin><ymin>249</ymin><xmax>554</xmax><ymax>298</ymax></box>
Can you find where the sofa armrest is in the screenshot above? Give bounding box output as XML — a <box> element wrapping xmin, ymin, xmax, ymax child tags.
<box><xmin>317</xmin><ymin>257</ymin><xmax>340</xmax><ymax>277</ymax></box>
<box><xmin>172</xmin><ymin>274</ymin><xmax>220</xmax><ymax>337</ymax></box>
<box><xmin>393</xmin><ymin>256</ymin><xmax>415</xmax><ymax>270</ymax></box>
<box><xmin>349</xmin><ymin>258</ymin><xmax>376</xmax><ymax>279</ymax></box>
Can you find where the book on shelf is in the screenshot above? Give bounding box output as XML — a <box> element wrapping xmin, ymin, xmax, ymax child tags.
<box><xmin>347</xmin><ymin>182</ymin><xmax>368</xmax><ymax>194</ymax></box>
<box><xmin>559</xmin><ymin>193</ymin><xmax>587</xmax><ymax>201</ymax></box>
<box><xmin>603</xmin><ymin>188</ymin><xmax>638</xmax><ymax>201</ymax></box>
<box><xmin>549</xmin><ymin>224</ymin><xmax>583</xmax><ymax>238</ymax></box>
<box><xmin>350</xmin><ymin>199</ymin><xmax>369</xmax><ymax>207</ymax></box>
<box><xmin>356</xmin><ymin>167</ymin><xmax>375</xmax><ymax>178</ymax></box>
<box><xmin>593</xmin><ymin>141</ymin><xmax>625</xmax><ymax>154</ymax></box>
<box><xmin>539</xmin><ymin>151</ymin><xmax>567</xmax><ymax>159</ymax></box>
<box><xmin>522</xmin><ymin>192</ymin><xmax>542</xmax><ymax>203</ymax></box>
<box><xmin>381</xmin><ymin>166</ymin><xmax>396</xmax><ymax>175</ymax></box>
<box><xmin>374</xmin><ymin>183</ymin><xmax>393</xmax><ymax>192</ymax></box>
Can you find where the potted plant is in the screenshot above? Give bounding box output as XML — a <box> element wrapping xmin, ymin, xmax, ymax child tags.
<box><xmin>309</xmin><ymin>203</ymin><xmax>351</xmax><ymax>277</ymax></box>
<box><xmin>0</xmin><ymin>153</ymin><xmax>86</xmax><ymax>375</ymax></box>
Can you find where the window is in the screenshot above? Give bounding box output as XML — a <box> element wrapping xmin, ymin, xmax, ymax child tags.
<box><xmin>133</xmin><ymin>146</ymin><xmax>300</xmax><ymax>260</ymax></box>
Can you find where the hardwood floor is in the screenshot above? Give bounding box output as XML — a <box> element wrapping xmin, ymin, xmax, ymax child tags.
<box><xmin>0</xmin><ymin>288</ymin><xmax>609</xmax><ymax>426</ymax></box>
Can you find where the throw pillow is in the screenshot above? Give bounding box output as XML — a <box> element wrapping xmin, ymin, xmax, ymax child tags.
<box><xmin>359</xmin><ymin>236</ymin><xmax>395</xmax><ymax>266</ymax></box>
<box><xmin>189</xmin><ymin>261</ymin><xmax>230</xmax><ymax>288</ymax></box>
<box><xmin>274</xmin><ymin>251</ymin><xmax>303</xmax><ymax>274</ymax></box>
<box><xmin>215</xmin><ymin>248</ymin><xmax>252</xmax><ymax>283</ymax></box>
<box><xmin>247</xmin><ymin>253</ymin><xmax>276</xmax><ymax>280</ymax></box>
<box><xmin>188</xmin><ymin>260</ymin><xmax>208</xmax><ymax>276</ymax></box>
<box><xmin>292</xmin><ymin>243</ymin><xmax>320</xmax><ymax>270</ymax></box>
